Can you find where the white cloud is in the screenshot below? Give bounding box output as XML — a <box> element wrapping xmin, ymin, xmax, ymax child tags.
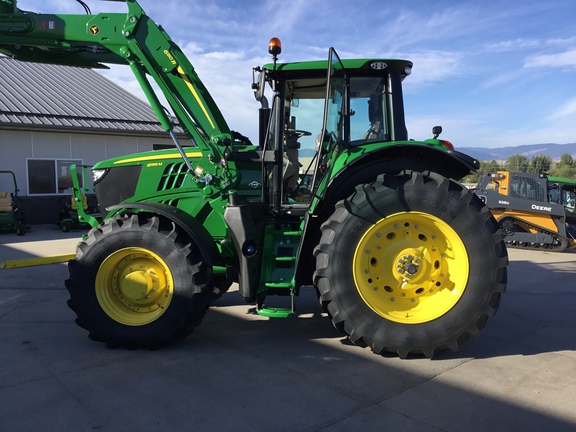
<box><xmin>178</xmin><ymin>42</ymin><xmax>261</xmax><ymax>129</ymax></box>
<box><xmin>484</xmin><ymin>36</ymin><xmax>576</xmax><ymax>54</ymax></box>
<box><xmin>545</xmin><ymin>35</ymin><xmax>576</xmax><ymax>47</ymax></box>
<box><xmin>400</xmin><ymin>50</ymin><xmax>464</xmax><ymax>89</ymax></box>
<box><xmin>17</xmin><ymin>0</ymin><xmax>125</xmax><ymax>14</ymax></box>
<box><xmin>484</xmin><ymin>38</ymin><xmax>541</xmax><ymax>52</ymax></box>
<box><xmin>524</xmin><ymin>49</ymin><xmax>576</xmax><ymax>68</ymax></box>
<box><xmin>548</xmin><ymin>98</ymin><xmax>576</xmax><ymax>119</ymax></box>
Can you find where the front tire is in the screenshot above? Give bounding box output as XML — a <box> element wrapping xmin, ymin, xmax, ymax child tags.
<box><xmin>66</xmin><ymin>214</ymin><xmax>213</xmax><ymax>348</ymax></box>
<box><xmin>313</xmin><ymin>171</ymin><xmax>507</xmax><ymax>358</ymax></box>
<box><xmin>211</xmin><ymin>277</ymin><xmax>233</xmax><ymax>302</ymax></box>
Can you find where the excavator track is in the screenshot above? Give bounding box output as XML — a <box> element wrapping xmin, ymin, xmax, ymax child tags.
<box><xmin>501</xmin><ymin>216</ymin><xmax>571</xmax><ymax>252</ymax></box>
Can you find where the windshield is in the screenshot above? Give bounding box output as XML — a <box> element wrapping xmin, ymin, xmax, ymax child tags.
<box><xmin>562</xmin><ymin>188</ymin><xmax>575</xmax><ymax>209</ymax></box>
<box><xmin>322</xmin><ymin>56</ymin><xmax>393</xmax><ymax>150</ymax></box>
<box><xmin>510</xmin><ymin>175</ymin><xmax>545</xmax><ymax>202</ymax></box>
<box><xmin>349</xmin><ymin>77</ymin><xmax>390</xmax><ymax>143</ymax></box>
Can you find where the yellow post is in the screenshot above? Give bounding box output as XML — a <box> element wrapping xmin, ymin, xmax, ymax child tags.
<box><xmin>0</xmin><ymin>254</ymin><xmax>76</xmax><ymax>269</ymax></box>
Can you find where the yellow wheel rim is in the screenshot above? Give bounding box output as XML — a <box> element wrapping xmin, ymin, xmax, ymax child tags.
<box><xmin>95</xmin><ymin>247</ymin><xmax>174</xmax><ymax>326</ymax></box>
<box><xmin>353</xmin><ymin>211</ymin><xmax>469</xmax><ymax>324</ymax></box>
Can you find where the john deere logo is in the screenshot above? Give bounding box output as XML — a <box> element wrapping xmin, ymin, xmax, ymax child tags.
<box><xmin>89</xmin><ymin>25</ymin><xmax>100</xmax><ymax>36</ymax></box>
<box><xmin>370</xmin><ymin>62</ymin><xmax>387</xmax><ymax>70</ymax></box>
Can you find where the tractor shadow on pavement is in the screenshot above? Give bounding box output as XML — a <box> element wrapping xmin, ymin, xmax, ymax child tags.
<box><xmin>207</xmin><ymin>250</ymin><xmax>576</xmax><ymax>362</ymax></box>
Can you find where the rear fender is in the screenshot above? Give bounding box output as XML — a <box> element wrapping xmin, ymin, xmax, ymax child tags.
<box><xmin>320</xmin><ymin>144</ymin><xmax>477</xmax><ymax>215</ymax></box>
<box><xmin>335</xmin><ymin>144</ymin><xmax>477</xmax><ymax>185</ymax></box>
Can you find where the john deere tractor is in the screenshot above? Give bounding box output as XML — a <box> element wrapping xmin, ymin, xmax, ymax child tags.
<box><xmin>0</xmin><ymin>0</ymin><xmax>507</xmax><ymax>358</ymax></box>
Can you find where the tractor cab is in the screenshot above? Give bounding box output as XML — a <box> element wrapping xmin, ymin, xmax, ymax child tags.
<box><xmin>252</xmin><ymin>40</ymin><xmax>412</xmax><ymax>213</ymax></box>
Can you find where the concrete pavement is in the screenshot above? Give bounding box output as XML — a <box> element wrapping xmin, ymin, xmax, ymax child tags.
<box><xmin>1</xmin><ymin>224</ymin><xmax>576</xmax><ymax>431</ymax></box>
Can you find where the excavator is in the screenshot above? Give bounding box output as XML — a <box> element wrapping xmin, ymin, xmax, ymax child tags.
<box><xmin>475</xmin><ymin>170</ymin><xmax>576</xmax><ymax>251</ymax></box>
<box><xmin>0</xmin><ymin>0</ymin><xmax>508</xmax><ymax>358</ymax></box>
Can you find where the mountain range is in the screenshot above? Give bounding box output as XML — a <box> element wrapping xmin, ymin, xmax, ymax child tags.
<box><xmin>458</xmin><ymin>143</ymin><xmax>576</xmax><ymax>161</ymax></box>
<box><xmin>299</xmin><ymin>142</ymin><xmax>576</xmax><ymax>161</ymax></box>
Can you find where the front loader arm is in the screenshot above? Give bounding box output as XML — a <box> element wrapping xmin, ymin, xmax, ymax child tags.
<box><xmin>0</xmin><ymin>0</ymin><xmax>231</xmax><ymax>154</ymax></box>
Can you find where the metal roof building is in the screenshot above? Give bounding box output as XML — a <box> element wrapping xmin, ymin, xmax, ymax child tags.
<box><xmin>0</xmin><ymin>57</ymin><xmax>167</xmax><ymax>134</ymax></box>
<box><xmin>0</xmin><ymin>57</ymin><xmax>179</xmax><ymax>225</ymax></box>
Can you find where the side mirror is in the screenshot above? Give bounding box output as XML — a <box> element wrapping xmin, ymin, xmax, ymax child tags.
<box><xmin>432</xmin><ymin>125</ymin><xmax>442</xmax><ymax>138</ymax></box>
<box><xmin>253</xmin><ymin>70</ymin><xmax>267</xmax><ymax>102</ymax></box>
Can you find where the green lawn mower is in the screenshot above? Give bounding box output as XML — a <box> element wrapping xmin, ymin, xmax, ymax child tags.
<box><xmin>0</xmin><ymin>170</ymin><xmax>26</xmax><ymax>236</ymax></box>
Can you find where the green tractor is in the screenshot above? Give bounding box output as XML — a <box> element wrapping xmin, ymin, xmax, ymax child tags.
<box><xmin>0</xmin><ymin>0</ymin><xmax>507</xmax><ymax>358</ymax></box>
<box><xmin>0</xmin><ymin>170</ymin><xmax>26</xmax><ymax>235</ymax></box>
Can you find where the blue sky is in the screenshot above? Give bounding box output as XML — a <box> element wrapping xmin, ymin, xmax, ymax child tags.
<box><xmin>15</xmin><ymin>0</ymin><xmax>576</xmax><ymax>149</ymax></box>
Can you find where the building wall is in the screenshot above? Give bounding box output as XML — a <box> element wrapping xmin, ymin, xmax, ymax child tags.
<box><xmin>0</xmin><ymin>128</ymin><xmax>176</xmax><ymax>224</ymax></box>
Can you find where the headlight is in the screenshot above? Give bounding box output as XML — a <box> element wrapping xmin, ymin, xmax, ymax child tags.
<box><xmin>92</xmin><ymin>168</ymin><xmax>108</xmax><ymax>185</ymax></box>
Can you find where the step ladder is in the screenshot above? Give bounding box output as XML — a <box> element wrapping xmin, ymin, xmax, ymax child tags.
<box><xmin>257</xmin><ymin>227</ymin><xmax>301</xmax><ymax>318</ymax></box>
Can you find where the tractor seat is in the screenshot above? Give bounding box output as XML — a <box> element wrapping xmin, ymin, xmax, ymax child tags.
<box><xmin>0</xmin><ymin>191</ymin><xmax>12</xmax><ymax>212</ymax></box>
<box><xmin>70</xmin><ymin>193</ymin><xmax>88</xmax><ymax>211</ymax></box>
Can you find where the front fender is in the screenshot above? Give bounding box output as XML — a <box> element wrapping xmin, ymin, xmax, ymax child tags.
<box><xmin>107</xmin><ymin>202</ymin><xmax>220</xmax><ymax>267</ymax></box>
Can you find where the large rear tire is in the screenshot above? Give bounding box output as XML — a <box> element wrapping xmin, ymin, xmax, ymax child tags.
<box><xmin>66</xmin><ymin>214</ymin><xmax>213</xmax><ymax>349</ymax></box>
<box><xmin>313</xmin><ymin>171</ymin><xmax>507</xmax><ymax>358</ymax></box>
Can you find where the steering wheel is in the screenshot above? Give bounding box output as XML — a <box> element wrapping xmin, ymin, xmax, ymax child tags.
<box><xmin>286</xmin><ymin>129</ymin><xmax>312</xmax><ymax>139</ymax></box>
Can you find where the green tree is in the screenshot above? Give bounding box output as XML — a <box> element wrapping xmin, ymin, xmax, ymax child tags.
<box><xmin>558</xmin><ymin>153</ymin><xmax>574</xmax><ymax>169</ymax></box>
<box><xmin>551</xmin><ymin>165</ymin><xmax>576</xmax><ymax>179</ymax></box>
<box><xmin>479</xmin><ymin>159</ymin><xmax>502</xmax><ymax>175</ymax></box>
<box><xmin>549</xmin><ymin>153</ymin><xmax>576</xmax><ymax>179</ymax></box>
<box><xmin>461</xmin><ymin>159</ymin><xmax>501</xmax><ymax>184</ymax></box>
<box><xmin>505</xmin><ymin>154</ymin><xmax>529</xmax><ymax>172</ymax></box>
<box><xmin>528</xmin><ymin>154</ymin><xmax>552</xmax><ymax>173</ymax></box>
